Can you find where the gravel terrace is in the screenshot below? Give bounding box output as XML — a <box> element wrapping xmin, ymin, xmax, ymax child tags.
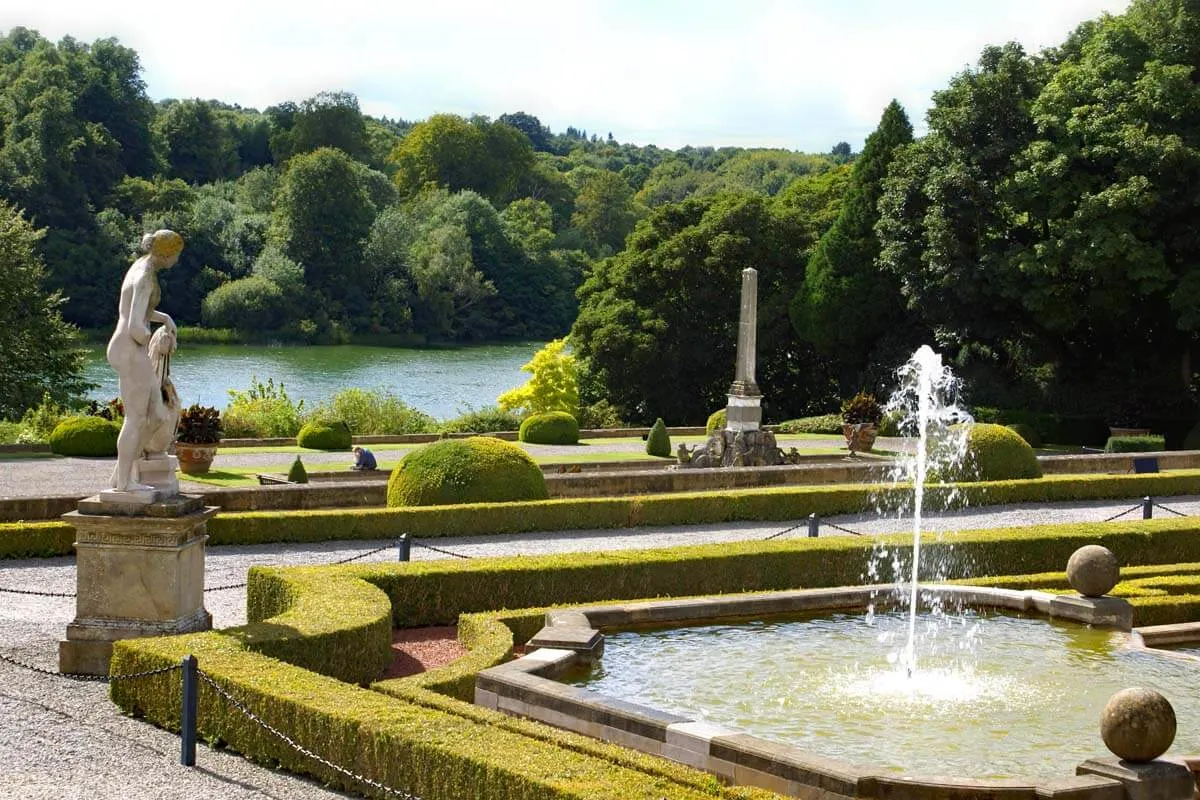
<box><xmin>1</xmin><ymin>464</ymin><xmax>1197</xmax><ymax>798</ymax></box>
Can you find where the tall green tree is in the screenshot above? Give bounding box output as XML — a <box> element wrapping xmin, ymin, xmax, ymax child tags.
<box><xmin>570</xmin><ymin>169</ymin><xmax>638</xmax><ymax>255</ymax></box>
<box><xmin>269</xmin><ymin>147</ymin><xmax>377</xmax><ymax>316</ymax></box>
<box><xmin>790</xmin><ymin>100</ymin><xmax>913</xmax><ymax>382</ymax></box>
<box><xmin>0</xmin><ymin>202</ymin><xmax>89</xmax><ymax>418</ymax></box>
<box><xmin>572</xmin><ymin>192</ymin><xmax>830</xmax><ymax>423</ymax></box>
<box><xmin>153</xmin><ymin>99</ymin><xmax>240</xmax><ymax>184</ymax></box>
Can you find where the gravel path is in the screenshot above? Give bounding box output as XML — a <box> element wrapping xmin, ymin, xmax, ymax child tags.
<box><xmin>2</xmin><ymin>485</ymin><xmax>1195</xmax><ymax>799</ymax></box>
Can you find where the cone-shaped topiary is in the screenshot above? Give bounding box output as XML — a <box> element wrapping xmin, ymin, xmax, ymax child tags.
<box><xmin>518</xmin><ymin>411</ymin><xmax>579</xmax><ymax>445</ymax></box>
<box><xmin>297</xmin><ymin>420</ymin><xmax>352</xmax><ymax>450</ymax></box>
<box><xmin>706</xmin><ymin>409</ymin><xmax>726</xmax><ymax>434</ymax></box>
<box><xmin>287</xmin><ymin>456</ymin><xmax>309</xmax><ymax>483</ymax></box>
<box><xmin>48</xmin><ymin>416</ymin><xmax>120</xmax><ymax>457</ymax></box>
<box><xmin>960</xmin><ymin>423</ymin><xmax>1042</xmax><ymax>481</ymax></box>
<box><xmin>387</xmin><ymin>436</ymin><xmax>548</xmax><ymax>507</ymax></box>
<box><xmin>646</xmin><ymin>417</ymin><xmax>671</xmax><ymax>457</ymax></box>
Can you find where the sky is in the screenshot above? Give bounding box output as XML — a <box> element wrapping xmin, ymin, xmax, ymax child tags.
<box><xmin>5</xmin><ymin>0</ymin><xmax>1132</xmax><ymax>152</ymax></box>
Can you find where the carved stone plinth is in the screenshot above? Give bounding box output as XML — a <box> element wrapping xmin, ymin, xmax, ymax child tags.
<box><xmin>59</xmin><ymin>494</ymin><xmax>215</xmax><ymax>675</ymax></box>
<box><xmin>678</xmin><ymin>428</ymin><xmax>783</xmax><ymax>469</ymax></box>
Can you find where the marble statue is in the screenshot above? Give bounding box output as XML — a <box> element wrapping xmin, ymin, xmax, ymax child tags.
<box><xmin>107</xmin><ymin>230</ymin><xmax>183</xmax><ymax>495</ymax></box>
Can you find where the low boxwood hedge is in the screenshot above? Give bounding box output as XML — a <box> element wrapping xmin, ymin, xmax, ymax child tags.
<box><xmin>48</xmin><ymin>416</ymin><xmax>120</xmax><ymax>457</ymax></box>
<box><xmin>7</xmin><ymin>469</ymin><xmax>1200</xmax><ymax>558</ymax></box>
<box><xmin>518</xmin><ymin>412</ymin><xmax>580</xmax><ymax>445</ymax></box>
<box><xmin>1105</xmin><ymin>434</ymin><xmax>1166</xmax><ymax>453</ymax></box>
<box><xmin>297</xmin><ymin>420</ymin><xmax>352</xmax><ymax>450</ymax></box>
<box><xmin>113</xmin><ymin>518</ymin><xmax>1200</xmax><ymax>800</ymax></box>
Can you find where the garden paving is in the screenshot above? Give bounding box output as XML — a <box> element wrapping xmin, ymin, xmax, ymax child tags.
<box><xmin>2</xmin><ymin>473</ymin><xmax>1196</xmax><ymax>798</ymax></box>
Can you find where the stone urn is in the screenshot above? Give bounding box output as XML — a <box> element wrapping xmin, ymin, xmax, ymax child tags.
<box><xmin>175</xmin><ymin>442</ymin><xmax>218</xmax><ymax>475</ymax></box>
<box><xmin>842</xmin><ymin>423</ymin><xmax>878</xmax><ymax>453</ymax></box>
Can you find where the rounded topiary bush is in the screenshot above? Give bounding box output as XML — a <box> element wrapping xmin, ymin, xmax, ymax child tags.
<box><xmin>387</xmin><ymin>436</ymin><xmax>549</xmax><ymax>507</ymax></box>
<box><xmin>518</xmin><ymin>411</ymin><xmax>579</xmax><ymax>445</ymax></box>
<box><xmin>646</xmin><ymin>417</ymin><xmax>671</xmax><ymax>457</ymax></box>
<box><xmin>959</xmin><ymin>423</ymin><xmax>1042</xmax><ymax>481</ymax></box>
<box><xmin>297</xmin><ymin>420</ymin><xmax>352</xmax><ymax>450</ymax></box>
<box><xmin>706</xmin><ymin>409</ymin><xmax>726</xmax><ymax>434</ymax></box>
<box><xmin>48</xmin><ymin>416</ymin><xmax>120</xmax><ymax>457</ymax></box>
<box><xmin>1005</xmin><ymin>422</ymin><xmax>1043</xmax><ymax>449</ymax></box>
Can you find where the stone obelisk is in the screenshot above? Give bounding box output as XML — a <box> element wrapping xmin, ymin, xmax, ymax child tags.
<box><xmin>724</xmin><ymin>267</ymin><xmax>762</xmax><ymax>432</ymax></box>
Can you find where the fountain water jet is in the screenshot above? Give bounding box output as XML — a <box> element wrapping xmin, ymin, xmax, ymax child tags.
<box><xmin>883</xmin><ymin>345</ymin><xmax>972</xmax><ymax>677</ymax></box>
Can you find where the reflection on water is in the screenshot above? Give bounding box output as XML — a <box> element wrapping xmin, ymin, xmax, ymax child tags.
<box><xmin>83</xmin><ymin>342</ymin><xmax>545</xmax><ymax>420</ymax></box>
<box><xmin>568</xmin><ymin>610</ymin><xmax>1200</xmax><ymax>779</ymax></box>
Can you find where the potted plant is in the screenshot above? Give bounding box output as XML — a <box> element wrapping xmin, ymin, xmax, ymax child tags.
<box><xmin>175</xmin><ymin>404</ymin><xmax>223</xmax><ymax>475</ymax></box>
<box><xmin>841</xmin><ymin>391</ymin><xmax>883</xmax><ymax>453</ymax></box>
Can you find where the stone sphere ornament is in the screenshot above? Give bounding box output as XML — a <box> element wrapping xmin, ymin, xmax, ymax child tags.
<box><xmin>1066</xmin><ymin>545</ymin><xmax>1120</xmax><ymax>597</ymax></box>
<box><xmin>1101</xmin><ymin>687</ymin><xmax>1176</xmax><ymax>762</ymax></box>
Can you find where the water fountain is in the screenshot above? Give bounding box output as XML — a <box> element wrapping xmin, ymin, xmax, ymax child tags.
<box><xmin>477</xmin><ymin>345</ymin><xmax>1199</xmax><ymax>799</ymax></box>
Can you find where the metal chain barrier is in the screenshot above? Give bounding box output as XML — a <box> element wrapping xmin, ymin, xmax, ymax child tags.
<box><xmin>1152</xmin><ymin>502</ymin><xmax>1190</xmax><ymax>518</ymax></box>
<box><xmin>332</xmin><ymin>542</ymin><xmax>394</xmax><ymax>564</ymax></box>
<box><xmin>0</xmin><ymin>586</ymin><xmax>76</xmax><ymax>597</ymax></box>
<box><xmin>822</xmin><ymin>521</ymin><xmax>867</xmax><ymax>537</ymax></box>
<box><xmin>762</xmin><ymin>521</ymin><xmax>807</xmax><ymax>541</ymax></box>
<box><xmin>411</xmin><ymin>540</ymin><xmax>472</xmax><ymax>559</ymax></box>
<box><xmin>1100</xmin><ymin>504</ymin><xmax>1143</xmax><ymax>523</ymax></box>
<box><xmin>198</xmin><ymin>670</ymin><xmax>422</xmax><ymax>799</ymax></box>
<box><xmin>0</xmin><ymin>650</ymin><xmax>179</xmax><ymax>684</ymax></box>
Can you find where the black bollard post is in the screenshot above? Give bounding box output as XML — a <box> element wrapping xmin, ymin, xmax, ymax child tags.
<box><xmin>1143</xmin><ymin>496</ymin><xmax>1153</xmax><ymax>520</ymax></box>
<box><xmin>180</xmin><ymin>654</ymin><xmax>197</xmax><ymax>767</ymax></box>
<box><xmin>807</xmin><ymin>513</ymin><xmax>819</xmax><ymax>538</ymax></box>
<box><xmin>398</xmin><ymin>533</ymin><xmax>411</xmax><ymax>562</ymax></box>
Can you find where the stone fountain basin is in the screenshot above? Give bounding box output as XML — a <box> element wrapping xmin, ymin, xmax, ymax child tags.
<box><xmin>476</xmin><ymin>585</ymin><xmax>1199</xmax><ymax>800</ymax></box>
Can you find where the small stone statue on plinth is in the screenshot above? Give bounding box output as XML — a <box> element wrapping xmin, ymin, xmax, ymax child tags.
<box><xmin>60</xmin><ymin>230</ymin><xmax>215</xmax><ymax>676</ymax></box>
<box><xmin>679</xmin><ymin>267</ymin><xmax>784</xmax><ymax>469</ymax></box>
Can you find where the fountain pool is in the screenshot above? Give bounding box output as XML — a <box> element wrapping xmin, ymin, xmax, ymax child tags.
<box><xmin>566</xmin><ymin>608</ymin><xmax>1200</xmax><ymax>779</ymax></box>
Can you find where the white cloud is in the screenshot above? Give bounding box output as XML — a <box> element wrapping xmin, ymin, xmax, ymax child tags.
<box><xmin>3</xmin><ymin>0</ymin><xmax>1131</xmax><ymax>150</ymax></box>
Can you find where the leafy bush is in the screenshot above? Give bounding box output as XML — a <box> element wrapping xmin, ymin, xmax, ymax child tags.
<box><xmin>646</xmin><ymin>417</ymin><xmax>671</xmax><ymax>457</ymax></box>
<box><xmin>439</xmin><ymin>406</ymin><xmax>523</xmax><ymax>434</ymax></box>
<box><xmin>387</xmin><ymin>437</ymin><xmax>548</xmax><ymax>507</ymax></box>
<box><xmin>959</xmin><ymin>423</ymin><xmax>1042</xmax><ymax>481</ymax></box>
<box><xmin>706</xmin><ymin>409</ymin><xmax>726</xmax><ymax>434</ymax></box>
<box><xmin>308</xmin><ymin>388</ymin><xmax>435</xmax><ymax>435</ymax></box>
<box><xmin>48</xmin><ymin>416</ymin><xmax>120</xmax><ymax>457</ymax></box>
<box><xmin>1005</xmin><ymin>423</ymin><xmax>1042</xmax><ymax>449</ymax></box>
<box><xmin>18</xmin><ymin>393</ymin><xmax>70</xmax><ymax>442</ymax></box>
<box><xmin>496</xmin><ymin>338</ymin><xmax>579</xmax><ymax>417</ymax></box>
<box><xmin>1105</xmin><ymin>435</ymin><xmax>1166</xmax><ymax>453</ymax></box>
<box><xmin>518</xmin><ymin>411</ymin><xmax>579</xmax><ymax>445</ymax></box>
<box><xmin>0</xmin><ymin>421</ymin><xmax>22</xmax><ymax>444</ymax></box>
<box><xmin>176</xmin><ymin>405</ymin><xmax>222</xmax><ymax>444</ymax></box>
<box><xmin>297</xmin><ymin>420</ymin><xmax>352</xmax><ymax>450</ymax></box>
<box><xmin>578</xmin><ymin>399</ymin><xmax>624</xmax><ymax>430</ymax></box>
<box><xmin>841</xmin><ymin>392</ymin><xmax>882</xmax><ymax>425</ymax></box>
<box><xmin>287</xmin><ymin>456</ymin><xmax>309</xmax><ymax>483</ymax></box>
<box><xmin>201</xmin><ymin>274</ymin><xmax>291</xmax><ymax>332</ymax></box>
<box><xmin>223</xmin><ymin>376</ymin><xmax>305</xmax><ymax>438</ymax></box>
<box><xmin>1184</xmin><ymin>420</ymin><xmax>1200</xmax><ymax>451</ymax></box>
<box><xmin>775</xmin><ymin>414</ymin><xmax>842</xmax><ymax>434</ymax></box>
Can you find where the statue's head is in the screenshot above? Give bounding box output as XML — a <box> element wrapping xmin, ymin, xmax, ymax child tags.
<box><xmin>141</xmin><ymin>229</ymin><xmax>184</xmax><ymax>266</ymax></box>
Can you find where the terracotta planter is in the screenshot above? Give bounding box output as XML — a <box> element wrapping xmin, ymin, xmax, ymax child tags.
<box><xmin>842</xmin><ymin>423</ymin><xmax>878</xmax><ymax>453</ymax></box>
<box><xmin>175</xmin><ymin>442</ymin><xmax>218</xmax><ymax>475</ymax></box>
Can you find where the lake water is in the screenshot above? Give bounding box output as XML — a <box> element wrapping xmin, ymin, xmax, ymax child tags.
<box><xmin>83</xmin><ymin>342</ymin><xmax>545</xmax><ymax>420</ymax></box>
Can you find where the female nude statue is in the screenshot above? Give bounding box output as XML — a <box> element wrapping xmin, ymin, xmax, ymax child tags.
<box><xmin>107</xmin><ymin>230</ymin><xmax>183</xmax><ymax>493</ymax></box>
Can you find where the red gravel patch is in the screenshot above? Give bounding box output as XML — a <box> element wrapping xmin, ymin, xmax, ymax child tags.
<box><xmin>379</xmin><ymin>626</ymin><xmax>466</xmax><ymax>680</ymax></box>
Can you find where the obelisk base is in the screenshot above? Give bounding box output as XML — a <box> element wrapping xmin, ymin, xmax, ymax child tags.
<box><xmin>59</xmin><ymin>494</ymin><xmax>215</xmax><ymax>676</ymax></box>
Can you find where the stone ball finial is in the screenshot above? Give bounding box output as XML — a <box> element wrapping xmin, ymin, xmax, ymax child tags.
<box><xmin>1067</xmin><ymin>545</ymin><xmax>1120</xmax><ymax>597</ymax></box>
<box><xmin>1101</xmin><ymin>687</ymin><xmax>1176</xmax><ymax>762</ymax></box>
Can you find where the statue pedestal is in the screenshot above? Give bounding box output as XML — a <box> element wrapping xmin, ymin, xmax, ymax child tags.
<box><xmin>59</xmin><ymin>493</ymin><xmax>215</xmax><ymax>676</ymax></box>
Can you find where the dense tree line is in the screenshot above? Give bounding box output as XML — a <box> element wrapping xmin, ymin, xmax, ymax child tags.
<box><xmin>0</xmin><ymin>25</ymin><xmax>844</xmax><ymax>357</ymax></box>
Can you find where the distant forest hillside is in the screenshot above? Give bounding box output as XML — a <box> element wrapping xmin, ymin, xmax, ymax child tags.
<box><xmin>0</xmin><ymin>26</ymin><xmax>850</xmax><ymax>345</ymax></box>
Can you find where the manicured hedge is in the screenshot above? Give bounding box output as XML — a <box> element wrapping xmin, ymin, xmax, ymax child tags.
<box><xmin>387</xmin><ymin>437</ymin><xmax>548</xmax><ymax>507</ymax></box>
<box><xmin>1005</xmin><ymin>423</ymin><xmax>1042</xmax><ymax>449</ymax></box>
<box><xmin>706</xmin><ymin>409</ymin><xmax>726</xmax><ymax>434</ymax></box>
<box><xmin>518</xmin><ymin>412</ymin><xmax>580</xmax><ymax>445</ymax></box>
<box><xmin>645</xmin><ymin>417</ymin><xmax>671</xmax><ymax>457</ymax></box>
<box><xmin>959</xmin><ymin>423</ymin><xmax>1042</xmax><ymax>481</ymax></box>
<box><xmin>48</xmin><ymin>416</ymin><xmax>120</xmax><ymax>457</ymax></box>
<box><xmin>113</xmin><ymin>519</ymin><xmax>1200</xmax><ymax>800</ymax></box>
<box><xmin>0</xmin><ymin>520</ymin><xmax>74</xmax><ymax>558</ymax></box>
<box><xmin>297</xmin><ymin>421</ymin><xmax>352</xmax><ymax>450</ymax></box>
<box><xmin>775</xmin><ymin>414</ymin><xmax>842</xmax><ymax>435</ymax></box>
<box><xmin>1105</xmin><ymin>435</ymin><xmax>1166</xmax><ymax>453</ymax></box>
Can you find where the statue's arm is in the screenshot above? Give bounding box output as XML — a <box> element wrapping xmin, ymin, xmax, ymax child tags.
<box><xmin>147</xmin><ymin>308</ymin><xmax>176</xmax><ymax>333</ymax></box>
